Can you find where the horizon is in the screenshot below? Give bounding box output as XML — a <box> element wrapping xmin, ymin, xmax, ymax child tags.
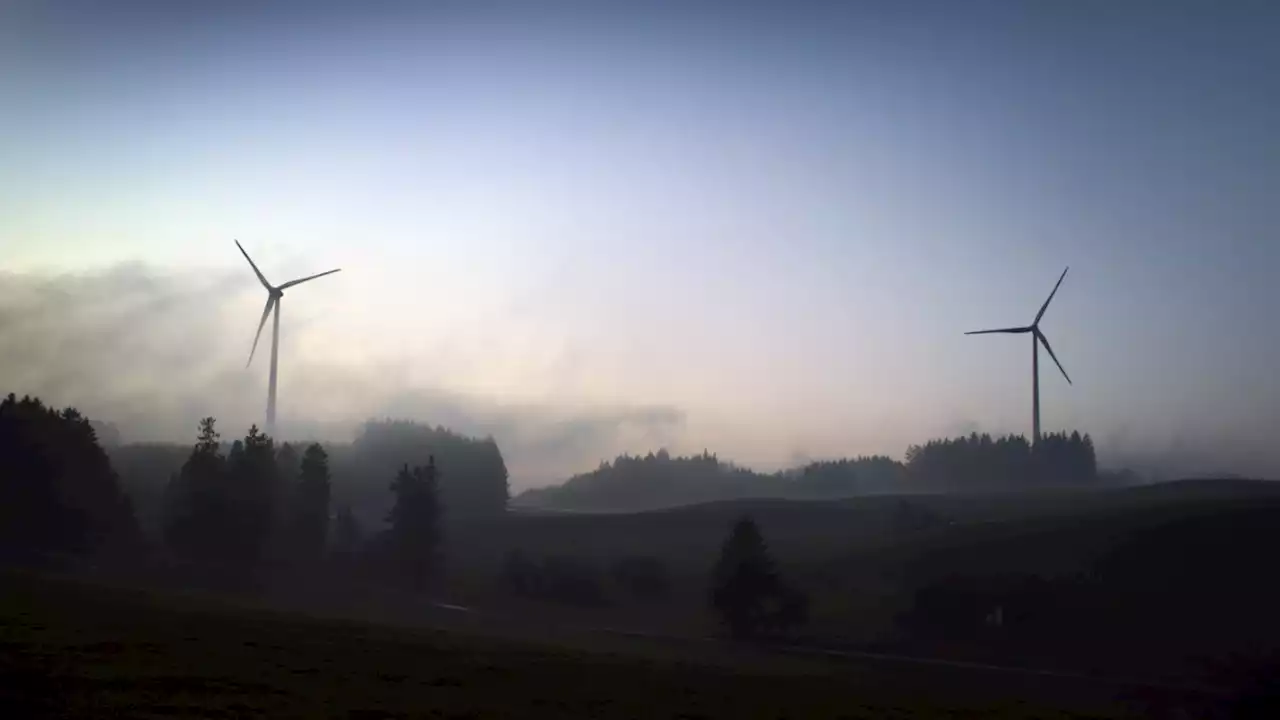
<box><xmin>4</xmin><ymin>1</ymin><xmax>1280</xmax><ymax>488</ymax></box>
<box><xmin>86</xmin><ymin>411</ymin><xmax>1255</xmax><ymax>489</ymax></box>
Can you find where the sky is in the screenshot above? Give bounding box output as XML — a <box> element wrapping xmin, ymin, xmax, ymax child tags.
<box><xmin>2</xmin><ymin>0</ymin><xmax>1279</xmax><ymax>486</ymax></box>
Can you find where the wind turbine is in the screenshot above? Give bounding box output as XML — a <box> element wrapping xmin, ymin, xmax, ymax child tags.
<box><xmin>965</xmin><ymin>266</ymin><xmax>1072</xmax><ymax>445</ymax></box>
<box><xmin>236</xmin><ymin>240</ymin><xmax>341</xmax><ymax>436</ymax></box>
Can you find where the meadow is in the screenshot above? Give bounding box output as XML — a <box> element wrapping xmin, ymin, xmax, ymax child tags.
<box><xmin>0</xmin><ymin>569</ymin><xmax>1219</xmax><ymax>719</ymax></box>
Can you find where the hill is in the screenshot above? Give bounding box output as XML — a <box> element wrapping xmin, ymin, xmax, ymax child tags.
<box><xmin>444</xmin><ymin>479</ymin><xmax>1280</xmax><ymax>686</ymax></box>
<box><xmin>514</xmin><ymin>433</ymin><xmax>1104</xmax><ymax>512</ymax></box>
<box><xmin>512</xmin><ymin>451</ymin><xmax>907</xmax><ymax>511</ymax></box>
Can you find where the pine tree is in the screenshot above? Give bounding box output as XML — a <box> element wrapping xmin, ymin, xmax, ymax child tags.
<box><xmin>0</xmin><ymin>394</ymin><xmax>137</xmax><ymax>565</ymax></box>
<box><xmin>164</xmin><ymin>417</ymin><xmax>227</xmax><ymax>569</ymax></box>
<box><xmin>385</xmin><ymin>456</ymin><xmax>442</xmax><ymax>591</ymax></box>
<box><xmin>291</xmin><ymin>443</ymin><xmax>331</xmax><ymax>563</ymax></box>
<box><xmin>230</xmin><ymin>425</ymin><xmax>277</xmax><ymax>573</ymax></box>
<box><xmin>711</xmin><ymin>516</ymin><xmax>786</xmax><ymax>638</ymax></box>
<box><xmin>333</xmin><ymin>503</ymin><xmax>362</xmax><ymax>554</ymax></box>
<box><xmin>275</xmin><ymin>442</ymin><xmax>300</xmax><ymax>483</ymax></box>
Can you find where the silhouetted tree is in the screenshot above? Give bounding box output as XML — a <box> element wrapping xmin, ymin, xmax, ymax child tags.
<box><xmin>260</xmin><ymin>441</ymin><xmax>300</xmax><ymax>565</ymax></box>
<box><xmin>345</xmin><ymin>421</ymin><xmax>508</xmax><ymax>522</ymax></box>
<box><xmin>89</xmin><ymin>419</ymin><xmax>122</xmax><ymax>449</ymax></box>
<box><xmin>384</xmin><ymin>457</ymin><xmax>442</xmax><ymax>590</ymax></box>
<box><xmin>224</xmin><ymin>424</ymin><xmax>277</xmax><ymax>575</ymax></box>
<box><xmin>518</xmin><ymin>450</ymin><xmax>791</xmax><ymax>511</ymax></box>
<box><xmin>164</xmin><ymin>417</ymin><xmax>227</xmax><ymax>570</ymax></box>
<box><xmin>791</xmin><ymin>456</ymin><xmax>905</xmax><ymax>498</ymax></box>
<box><xmin>114</xmin><ymin>443</ymin><xmax>191</xmax><ymax>540</ymax></box>
<box><xmin>164</xmin><ymin>420</ymin><xmax>278</xmax><ymax>586</ymax></box>
<box><xmin>0</xmin><ymin>394</ymin><xmax>138</xmax><ymax>566</ymax></box>
<box><xmin>275</xmin><ymin>442</ymin><xmax>300</xmax><ymax>483</ymax></box>
<box><xmin>110</xmin><ymin>421</ymin><xmax>508</xmax><ymax>542</ymax></box>
<box><xmin>288</xmin><ymin>443</ymin><xmax>330</xmax><ymax>564</ymax></box>
<box><xmin>711</xmin><ymin>516</ymin><xmax>801</xmax><ymax>638</ymax></box>
<box><xmin>903</xmin><ymin>431</ymin><xmax>1097</xmax><ymax>492</ymax></box>
<box><xmin>332</xmin><ymin>503</ymin><xmax>362</xmax><ymax>554</ymax></box>
<box><xmin>515</xmin><ymin>448</ymin><xmax>912</xmax><ymax>511</ymax></box>
<box><xmin>225</xmin><ymin>439</ymin><xmax>245</xmax><ymax>479</ymax></box>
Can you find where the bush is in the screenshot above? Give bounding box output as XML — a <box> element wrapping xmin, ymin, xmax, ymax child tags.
<box><xmin>540</xmin><ymin>556</ymin><xmax>608</xmax><ymax>607</ymax></box>
<box><xmin>501</xmin><ymin>551</ymin><xmax>610</xmax><ymax>607</ymax></box>
<box><xmin>610</xmin><ymin>556</ymin><xmax>671</xmax><ymax>600</ymax></box>
<box><xmin>502</xmin><ymin>549</ymin><xmax>541</xmax><ymax>596</ymax></box>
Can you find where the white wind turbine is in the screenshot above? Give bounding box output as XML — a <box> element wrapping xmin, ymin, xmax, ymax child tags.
<box><xmin>236</xmin><ymin>240</ymin><xmax>341</xmax><ymax>436</ymax></box>
<box><xmin>965</xmin><ymin>266</ymin><xmax>1072</xmax><ymax>445</ymax></box>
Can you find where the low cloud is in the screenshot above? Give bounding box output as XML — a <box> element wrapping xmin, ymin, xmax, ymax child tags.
<box><xmin>0</xmin><ymin>266</ymin><xmax>686</xmax><ymax>489</ymax></box>
<box><xmin>3</xmin><ymin>266</ymin><xmax>1275</xmax><ymax>487</ymax></box>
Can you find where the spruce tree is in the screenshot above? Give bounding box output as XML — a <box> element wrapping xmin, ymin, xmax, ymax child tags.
<box><xmin>711</xmin><ymin>516</ymin><xmax>783</xmax><ymax>637</ymax></box>
<box><xmin>291</xmin><ymin>443</ymin><xmax>331</xmax><ymax>563</ymax></box>
<box><xmin>385</xmin><ymin>456</ymin><xmax>442</xmax><ymax>590</ymax></box>
<box><xmin>333</xmin><ymin>503</ymin><xmax>362</xmax><ymax>554</ymax></box>
<box><xmin>164</xmin><ymin>417</ymin><xmax>227</xmax><ymax>569</ymax></box>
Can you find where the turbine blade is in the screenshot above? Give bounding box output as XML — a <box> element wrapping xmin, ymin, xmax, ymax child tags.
<box><xmin>247</xmin><ymin>296</ymin><xmax>276</xmax><ymax>367</ymax></box>
<box><xmin>236</xmin><ymin>240</ymin><xmax>274</xmax><ymax>290</ymax></box>
<box><xmin>1035</xmin><ymin>328</ymin><xmax>1072</xmax><ymax>385</ymax></box>
<box><xmin>964</xmin><ymin>326</ymin><xmax>1032</xmax><ymax>335</ymax></box>
<box><xmin>278</xmin><ymin>268</ymin><xmax>341</xmax><ymax>290</ymax></box>
<box><xmin>1034</xmin><ymin>266</ymin><xmax>1069</xmax><ymax>325</ymax></box>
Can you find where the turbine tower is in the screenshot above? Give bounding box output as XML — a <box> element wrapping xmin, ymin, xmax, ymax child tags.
<box><xmin>236</xmin><ymin>240</ymin><xmax>341</xmax><ymax>436</ymax></box>
<box><xmin>965</xmin><ymin>266</ymin><xmax>1072</xmax><ymax>444</ymax></box>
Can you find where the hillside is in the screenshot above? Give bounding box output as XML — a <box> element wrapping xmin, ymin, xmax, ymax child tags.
<box><xmin>448</xmin><ymin>479</ymin><xmax>1280</xmax><ymax>683</ymax></box>
<box><xmin>2</xmin><ymin>570</ymin><xmax>1185</xmax><ymax>719</ymax></box>
<box><xmin>514</xmin><ymin>433</ymin><xmax>1104</xmax><ymax>512</ymax></box>
<box><xmin>487</xmin><ymin>479</ymin><xmax>1280</xmax><ymax>577</ymax></box>
<box><xmin>513</xmin><ymin>451</ymin><xmax>907</xmax><ymax>511</ymax></box>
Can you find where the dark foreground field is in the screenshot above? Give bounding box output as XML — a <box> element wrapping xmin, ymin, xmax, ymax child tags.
<box><xmin>0</xmin><ymin>571</ymin><xmax>1240</xmax><ymax>719</ymax></box>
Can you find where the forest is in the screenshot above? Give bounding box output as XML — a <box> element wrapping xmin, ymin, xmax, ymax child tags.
<box><xmin>514</xmin><ymin>431</ymin><xmax>1103</xmax><ymax>511</ymax></box>
<box><xmin>111</xmin><ymin>418</ymin><xmax>509</xmax><ymax>544</ymax></box>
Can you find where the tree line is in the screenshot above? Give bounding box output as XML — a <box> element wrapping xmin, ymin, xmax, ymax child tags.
<box><xmin>514</xmin><ymin>450</ymin><xmax>907</xmax><ymax>511</ymax></box>
<box><xmin>334</xmin><ymin>419</ymin><xmax>509</xmax><ymax>527</ymax></box>
<box><xmin>515</xmin><ymin>432</ymin><xmax>1101</xmax><ymax>511</ymax></box>
<box><xmin>161</xmin><ymin>417</ymin><xmax>446</xmax><ymax>591</ymax></box>
<box><xmin>1</xmin><ymin>394</ymin><xmax>450</xmax><ymax>594</ymax></box>
<box><xmin>0</xmin><ymin>394</ymin><xmax>139</xmax><ymax>567</ymax></box>
<box><xmin>1</xmin><ymin>392</ymin><xmax>811</xmax><ymax>640</ymax></box>
<box><xmin>904</xmin><ymin>431</ymin><xmax>1098</xmax><ymax>492</ymax></box>
<box><xmin>108</xmin><ymin>418</ymin><xmax>509</xmax><ymax>547</ymax></box>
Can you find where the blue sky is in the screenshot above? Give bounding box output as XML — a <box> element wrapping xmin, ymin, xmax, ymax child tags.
<box><xmin>2</xmin><ymin>1</ymin><xmax>1278</xmax><ymax>483</ymax></box>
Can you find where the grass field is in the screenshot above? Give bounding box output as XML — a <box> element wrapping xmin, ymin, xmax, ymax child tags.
<box><xmin>5</xmin><ymin>480</ymin><xmax>1274</xmax><ymax>718</ymax></box>
<box><xmin>1</xmin><ymin>569</ymin><xmax>1221</xmax><ymax>719</ymax></box>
